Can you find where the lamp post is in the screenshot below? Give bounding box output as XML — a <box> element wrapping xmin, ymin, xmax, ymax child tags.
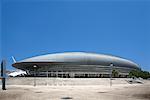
<box><xmin>110</xmin><ymin>63</ymin><xmax>113</xmax><ymax>87</ymax></box>
<box><xmin>46</xmin><ymin>70</ymin><xmax>48</xmax><ymax>86</ymax></box>
<box><xmin>33</xmin><ymin>65</ymin><xmax>37</xmax><ymax>87</ymax></box>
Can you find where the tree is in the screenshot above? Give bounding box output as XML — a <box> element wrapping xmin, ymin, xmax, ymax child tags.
<box><xmin>112</xmin><ymin>69</ymin><xmax>119</xmax><ymax>78</ymax></box>
<box><xmin>129</xmin><ymin>70</ymin><xmax>150</xmax><ymax>79</ymax></box>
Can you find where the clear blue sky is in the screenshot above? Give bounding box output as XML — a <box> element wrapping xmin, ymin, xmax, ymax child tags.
<box><xmin>0</xmin><ymin>0</ymin><xmax>150</xmax><ymax>71</ymax></box>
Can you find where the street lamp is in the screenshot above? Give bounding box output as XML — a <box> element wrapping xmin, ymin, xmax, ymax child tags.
<box><xmin>33</xmin><ymin>65</ymin><xmax>37</xmax><ymax>86</ymax></box>
<box><xmin>110</xmin><ymin>63</ymin><xmax>113</xmax><ymax>87</ymax></box>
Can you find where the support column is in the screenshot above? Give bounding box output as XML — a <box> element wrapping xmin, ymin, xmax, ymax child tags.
<box><xmin>1</xmin><ymin>60</ymin><xmax>6</xmax><ymax>90</ymax></box>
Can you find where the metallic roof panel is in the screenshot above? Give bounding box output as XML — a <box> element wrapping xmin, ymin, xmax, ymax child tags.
<box><xmin>15</xmin><ymin>52</ymin><xmax>139</xmax><ymax>69</ymax></box>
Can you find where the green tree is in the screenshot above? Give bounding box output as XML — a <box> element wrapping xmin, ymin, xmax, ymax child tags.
<box><xmin>112</xmin><ymin>69</ymin><xmax>119</xmax><ymax>78</ymax></box>
<box><xmin>129</xmin><ymin>70</ymin><xmax>150</xmax><ymax>79</ymax></box>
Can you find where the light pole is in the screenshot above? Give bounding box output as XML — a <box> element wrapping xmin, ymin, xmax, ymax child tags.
<box><xmin>46</xmin><ymin>70</ymin><xmax>48</xmax><ymax>86</ymax></box>
<box><xmin>110</xmin><ymin>63</ymin><xmax>113</xmax><ymax>87</ymax></box>
<box><xmin>33</xmin><ymin>65</ymin><xmax>37</xmax><ymax>87</ymax></box>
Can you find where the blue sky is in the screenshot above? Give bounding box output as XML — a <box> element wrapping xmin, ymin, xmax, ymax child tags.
<box><xmin>0</xmin><ymin>0</ymin><xmax>150</xmax><ymax>71</ymax></box>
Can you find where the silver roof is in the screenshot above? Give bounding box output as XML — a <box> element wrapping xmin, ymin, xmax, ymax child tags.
<box><xmin>18</xmin><ymin>52</ymin><xmax>139</xmax><ymax>69</ymax></box>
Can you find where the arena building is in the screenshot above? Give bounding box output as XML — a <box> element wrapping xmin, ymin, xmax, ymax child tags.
<box><xmin>12</xmin><ymin>52</ymin><xmax>140</xmax><ymax>78</ymax></box>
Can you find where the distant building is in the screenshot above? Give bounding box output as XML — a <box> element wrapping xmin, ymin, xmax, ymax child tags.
<box><xmin>12</xmin><ymin>52</ymin><xmax>140</xmax><ymax>78</ymax></box>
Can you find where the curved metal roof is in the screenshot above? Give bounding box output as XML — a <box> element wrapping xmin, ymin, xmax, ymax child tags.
<box><xmin>13</xmin><ymin>52</ymin><xmax>139</xmax><ymax>69</ymax></box>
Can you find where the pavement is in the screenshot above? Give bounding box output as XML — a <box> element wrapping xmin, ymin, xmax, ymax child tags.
<box><xmin>0</xmin><ymin>78</ymin><xmax>150</xmax><ymax>100</ymax></box>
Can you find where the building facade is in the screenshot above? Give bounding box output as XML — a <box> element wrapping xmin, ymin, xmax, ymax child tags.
<box><xmin>12</xmin><ymin>52</ymin><xmax>140</xmax><ymax>78</ymax></box>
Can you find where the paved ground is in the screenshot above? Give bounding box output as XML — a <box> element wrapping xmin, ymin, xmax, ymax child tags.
<box><xmin>5</xmin><ymin>77</ymin><xmax>132</xmax><ymax>86</ymax></box>
<box><xmin>0</xmin><ymin>78</ymin><xmax>150</xmax><ymax>100</ymax></box>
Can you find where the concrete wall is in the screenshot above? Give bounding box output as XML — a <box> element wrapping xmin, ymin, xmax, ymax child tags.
<box><xmin>5</xmin><ymin>77</ymin><xmax>130</xmax><ymax>86</ymax></box>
